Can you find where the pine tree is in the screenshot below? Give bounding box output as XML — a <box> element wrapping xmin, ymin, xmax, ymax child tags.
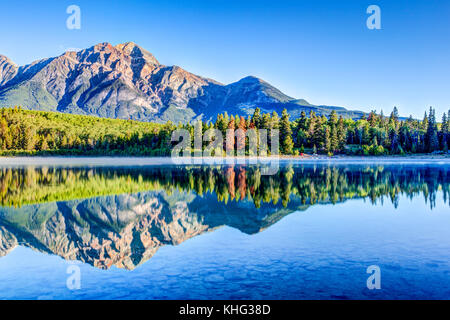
<box><xmin>261</xmin><ymin>113</ymin><xmax>271</xmax><ymax>130</ymax></box>
<box><xmin>252</xmin><ymin>107</ymin><xmax>261</xmax><ymax>128</ymax></box>
<box><xmin>313</xmin><ymin>116</ymin><xmax>324</xmax><ymax>148</ymax></box>
<box><xmin>443</xmin><ymin>113</ymin><xmax>448</xmax><ymax>134</ymax></box>
<box><xmin>271</xmin><ymin>111</ymin><xmax>280</xmax><ymax>129</ymax></box>
<box><xmin>330</xmin><ymin>124</ymin><xmax>339</xmax><ymax>153</ymax></box>
<box><xmin>298</xmin><ymin>111</ymin><xmax>308</xmax><ymax>131</ymax></box>
<box><xmin>426</xmin><ymin>107</ymin><xmax>439</xmax><ymax>152</ymax></box>
<box><xmin>280</xmin><ymin>109</ymin><xmax>294</xmax><ymax>154</ymax></box>
<box><xmin>389</xmin><ymin>107</ymin><xmax>399</xmax><ymax>131</ymax></box>
<box><xmin>441</xmin><ymin>112</ymin><xmax>448</xmax><ymax>150</ymax></box>
<box><xmin>193</xmin><ymin>120</ymin><xmax>203</xmax><ymax>154</ymax></box>
<box><xmin>20</xmin><ymin>124</ymin><xmax>35</xmax><ymax>151</ymax></box>
<box><xmin>447</xmin><ymin>110</ymin><xmax>450</xmax><ymax>132</ymax></box>
<box><xmin>368</xmin><ymin>111</ymin><xmax>378</xmax><ymax>127</ymax></box>
<box><xmin>389</xmin><ymin>128</ymin><xmax>401</xmax><ymax>154</ymax></box>
<box><xmin>39</xmin><ymin>136</ymin><xmax>49</xmax><ymax>151</ymax></box>
<box><xmin>0</xmin><ymin>118</ymin><xmax>8</xmax><ymax>150</ymax></box>
<box><xmin>446</xmin><ymin>110</ymin><xmax>450</xmax><ymax>150</ymax></box>
<box><xmin>246</xmin><ymin>115</ymin><xmax>252</xmax><ymax>129</ymax></box>
<box><xmin>328</xmin><ymin>110</ymin><xmax>338</xmax><ymax>126</ymax></box>
<box><xmin>379</xmin><ymin>109</ymin><xmax>386</xmax><ymax>128</ymax></box>
<box><xmin>391</xmin><ymin>106</ymin><xmax>399</xmax><ymax>122</ymax></box>
<box><xmin>362</xmin><ymin>124</ymin><xmax>371</xmax><ymax>145</ymax></box>
<box><xmin>307</xmin><ymin>111</ymin><xmax>317</xmax><ymax>145</ymax></box>
<box><xmin>337</xmin><ymin>116</ymin><xmax>346</xmax><ymax>149</ymax></box>
<box><xmin>422</xmin><ymin>112</ymin><xmax>429</xmax><ymax>132</ymax></box>
<box><xmin>324</xmin><ymin>126</ymin><xmax>331</xmax><ymax>154</ymax></box>
<box><xmin>234</xmin><ymin>115</ymin><xmax>240</xmax><ymax>129</ymax></box>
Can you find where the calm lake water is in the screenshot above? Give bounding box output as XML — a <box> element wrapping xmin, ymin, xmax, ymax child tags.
<box><xmin>0</xmin><ymin>158</ymin><xmax>450</xmax><ymax>299</ymax></box>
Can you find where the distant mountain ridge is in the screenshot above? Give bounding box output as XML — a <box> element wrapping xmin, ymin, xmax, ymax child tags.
<box><xmin>0</xmin><ymin>42</ymin><xmax>365</xmax><ymax>123</ymax></box>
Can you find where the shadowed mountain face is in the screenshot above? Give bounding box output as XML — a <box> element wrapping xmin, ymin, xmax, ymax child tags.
<box><xmin>0</xmin><ymin>42</ymin><xmax>364</xmax><ymax>123</ymax></box>
<box><xmin>0</xmin><ymin>164</ymin><xmax>449</xmax><ymax>270</ymax></box>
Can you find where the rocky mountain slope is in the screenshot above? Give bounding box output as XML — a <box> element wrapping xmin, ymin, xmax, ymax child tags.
<box><xmin>0</xmin><ymin>42</ymin><xmax>364</xmax><ymax>123</ymax></box>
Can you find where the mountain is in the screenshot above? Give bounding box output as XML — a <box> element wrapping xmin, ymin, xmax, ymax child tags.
<box><xmin>0</xmin><ymin>42</ymin><xmax>365</xmax><ymax>123</ymax></box>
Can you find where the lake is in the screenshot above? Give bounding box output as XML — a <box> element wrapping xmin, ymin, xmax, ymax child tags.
<box><xmin>0</xmin><ymin>158</ymin><xmax>449</xmax><ymax>299</ymax></box>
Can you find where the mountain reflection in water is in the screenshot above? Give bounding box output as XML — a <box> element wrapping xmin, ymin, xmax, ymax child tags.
<box><xmin>0</xmin><ymin>163</ymin><xmax>449</xmax><ymax>270</ymax></box>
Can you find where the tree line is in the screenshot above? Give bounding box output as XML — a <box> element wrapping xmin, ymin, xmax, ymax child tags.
<box><xmin>0</xmin><ymin>107</ymin><xmax>174</xmax><ymax>155</ymax></box>
<box><xmin>0</xmin><ymin>106</ymin><xmax>449</xmax><ymax>156</ymax></box>
<box><xmin>207</xmin><ymin>106</ymin><xmax>450</xmax><ymax>155</ymax></box>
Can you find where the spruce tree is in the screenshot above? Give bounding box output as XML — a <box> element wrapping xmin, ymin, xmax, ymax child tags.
<box><xmin>252</xmin><ymin>107</ymin><xmax>261</xmax><ymax>128</ymax></box>
<box><xmin>298</xmin><ymin>111</ymin><xmax>308</xmax><ymax>131</ymax></box>
<box><xmin>426</xmin><ymin>107</ymin><xmax>439</xmax><ymax>152</ymax></box>
<box><xmin>448</xmin><ymin>110</ymin><xmax>450</xmax><ymax>132</ymax></box>
<box><xmin>337</xmin><ymin>116</ymin><xmax>346</xmax><ymax>149</ymax></box>
<box><xmin>307</xmin><ymin>111</ymin><xmax>317</xmax><ymax>145</ymax></box>
<box><xmin>443</xmin><ymin>113</ymin><xmax>448</xmax><ymax>135</ymax></box>
<box><xmin>271</xmin><ymin>111</ymin><xmax>280</xmax><ymax>129</ymax></box>
<box><xmin>280</xmin><ymin>109</ymin><xmax>294</xmax><ymax>154</ymax></box>
<box><xmin>330</xmin><ymin>124</ymin><xmax>339</xmax><ymax>153</ymax></box>
<box><xmin>324</xmin><ymin>126</ymin><xmax>331</xmax><ymax>154</ymax></box>
<box><xmin>261</xmin><ymin>113</ymin><xmax>271</xmax><ymax>130</ymax></box>
<box><xmin>389</xmin><ymin>128</ymin><xmax>401</xmax><ymax>154</ymax></box>
<box><xmin>422</xmin><ymin>112</ymin><xmax>429</xmax><ymax>132</ymax></box>
<box><xmin>328</xmin><ymin>110</ymin><xmax>338</xmax><ymax>126</ymax></box>
<box><xmin>442</xmin><ymin>112</ymin><xmax>448</xmax><ymax>150</ymax></box>
<box><xmin>313</xmin><ymin>117</ymin><xmax>324</xmax><ymax>148</ymax></box>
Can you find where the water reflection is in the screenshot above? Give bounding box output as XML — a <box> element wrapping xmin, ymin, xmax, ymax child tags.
<box><xmin>0</xmin><ymin>164</ymin><xmax>449</xmax><ymax>270</ymax></box>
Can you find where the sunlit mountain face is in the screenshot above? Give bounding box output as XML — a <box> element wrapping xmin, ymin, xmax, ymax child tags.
<box><xmin>0</xmin><ymin>43</ymin><xmax>364</xmax><ymax>123</ymax></box>
<box><xmin>0</xmin><ymin>163</ymin><xmax>449</xmax><ymax>270</ymax></box>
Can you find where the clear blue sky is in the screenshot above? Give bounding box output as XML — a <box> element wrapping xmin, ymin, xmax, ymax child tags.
<box><xmin>0</xmin><ymin>0</ymin><xmax>449</xmax><ymax>118</ymax></box>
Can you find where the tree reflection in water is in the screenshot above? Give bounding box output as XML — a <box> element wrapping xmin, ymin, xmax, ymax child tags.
<box><xmin>0</xmin><ymin>164</ymin><xmax>448</xmax><ymax>269</ymax></box>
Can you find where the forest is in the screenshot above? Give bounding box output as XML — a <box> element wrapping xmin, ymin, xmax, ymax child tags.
<box><xmin>0</xmin><ymin>106</ymin><xmax>449</xmax><ymax>156</ymax></box>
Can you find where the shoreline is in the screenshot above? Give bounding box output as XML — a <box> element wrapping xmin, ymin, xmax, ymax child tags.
<box><xmin>0</xmin><ymin>154</ymin><xmax>450</xmax><ymax>166</ymax></box>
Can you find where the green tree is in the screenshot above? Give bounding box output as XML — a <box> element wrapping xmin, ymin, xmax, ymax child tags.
<box><xmin>426</xmin><ymin>107</ymin><xmax>439</xmax><ymax>152</ymax></box>
<box><xmin>261</xmin><ymin>113</ymin><xmax>271</xmax><ymax>130</ymax></box>
<box><xmin>324</xmin><ymin>127</ymin><xmax>331</xmax><ymax>154</ymax></box>
<box><xmin>251</xmin><ymin>107</ymin><xmax>262</xmax><ymax>128</ymax></box>
<box><xmin>337</xmin><ymin>116</ymin><xmax>346</xmax><ymax>149</ymax></box>
<box><xmin>280</xmin><ymin>109</ymin><xmax>294</xmax><ymax>154</ymax></box>
<box><xmin>271</xmin><ymin>111</ymin><xmax>280</xmax><ymax>129</ymax></box>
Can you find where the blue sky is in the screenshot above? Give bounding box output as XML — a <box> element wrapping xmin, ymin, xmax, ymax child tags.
<box><xmin>0</xmin><ymin>0</ymin><xmax>449</xmax><ymax>118</ymax></box>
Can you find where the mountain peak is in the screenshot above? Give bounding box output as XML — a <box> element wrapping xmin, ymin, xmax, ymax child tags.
<box><xmin>0</xmin><ymin>54</ymin><xmax>15</xmax><ymax>65</ymax></box>
<box><xmin>116</xmin><ymin>41</ymin><xmax>138</xmax><ymax>50</ymax></box>
<box><xmin>242</xmin><ymin>75</ymin><xmax>260</xmax><ymax>81</ymax></box>
<box><xmin>237</xmin><ymin>75</ymin><xmax>263</xmax><ymax>84</ymax></box>
<box><xmin>115</xmin><ymin>42</ymin><xmax>159</xmax><ymax>66</ymax></box>
<box><xmin>91</xmin><ymin>42</ymin><xmax>114</xmax><ymax>51</ymax></box>
<box><xmin>0</xmin><ymin>42</ymin><xmax>362</xmax><ymax>123</ymax></box>
<box><xmin>0</xmin><ymin>54</ymin><xmax>18</xmax><ymax>86</ymax></box>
